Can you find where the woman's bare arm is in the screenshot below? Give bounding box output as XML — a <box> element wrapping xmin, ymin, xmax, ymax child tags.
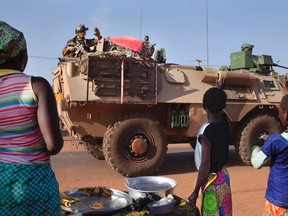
<box><xmin>32</xmin><ymin>76</ymin><xmax>63</xmax><ymax>155</ymax></box>
<box><xmin>189</xmin><ymin>137</ymin><xmax>211</xmax><ymax>204</ymax></box>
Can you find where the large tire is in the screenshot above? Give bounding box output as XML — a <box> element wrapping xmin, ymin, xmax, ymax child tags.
<box><xmin>85</xmin><ymin>139</ymin><xmax>105</xmax><ymax>160</ymax></box>
<box><xmin>235</xmin><ymin>114</ymin><xmax>282</xmax><ymax>165</ymax></box>
<box><xmin>103</xmin><ymin>114</ymin><xmax>167</xmax><ymax>177</ymax></box>
<box><xmin>85</xmin><ymin>125</ymin><xmax>113</xmax><ymax>160</ymax></box>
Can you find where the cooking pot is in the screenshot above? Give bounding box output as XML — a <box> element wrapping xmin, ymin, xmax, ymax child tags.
<box><xmin>125</xmin><ymin>176</ymin><xmax>177</xmax><ymax>200</ymax></box>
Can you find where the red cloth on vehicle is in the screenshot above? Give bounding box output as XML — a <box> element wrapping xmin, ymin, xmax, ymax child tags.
<box><xmin>109</xmin><ymin>36</ymin><xmax>143</xmax><ymax>52</ymax></box>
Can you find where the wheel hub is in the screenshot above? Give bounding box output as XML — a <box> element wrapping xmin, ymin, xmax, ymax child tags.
<box><xmin>131</xmin><ymin>138</ymin><xmax>148</xmax><ymax>154</ymax></box>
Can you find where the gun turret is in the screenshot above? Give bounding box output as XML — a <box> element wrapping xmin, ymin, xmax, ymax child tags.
<box><xmin>230</xmin><ymin>44</ymin><xmax>288</xmax><ymax>74</ymax></box>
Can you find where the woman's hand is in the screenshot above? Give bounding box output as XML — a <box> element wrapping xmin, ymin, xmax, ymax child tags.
<box><xmin>188</xmin><ymin>191</ymin><xmax>198</xmax><ymax>205</ymax></box>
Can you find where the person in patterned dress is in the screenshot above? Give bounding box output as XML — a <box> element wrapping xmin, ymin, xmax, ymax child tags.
<box><xmin>188</xmin><ymin>87</ymin><xmax>232</xmax><ymax>216</ymax></box>
<box><xmin>0</xmin><ymin>21</ymin><xmax>63</xmax><ymax>215</ymax></box>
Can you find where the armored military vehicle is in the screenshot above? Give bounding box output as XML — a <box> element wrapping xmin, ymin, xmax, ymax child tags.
<box><xmin>53</xmin><ymin>40</ymin><xmax>287</xmax><ymax>177</ymax></box>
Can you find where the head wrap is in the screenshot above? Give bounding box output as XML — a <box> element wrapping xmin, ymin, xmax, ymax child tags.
<box><xmin>0</xmin><ymin>21</ymin><xmax>27</xmax><ymax>64</ymax></box>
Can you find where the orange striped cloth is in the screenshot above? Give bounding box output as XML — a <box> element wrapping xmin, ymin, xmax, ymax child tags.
<box><xmin>264</xmin><ymin>200</ymin><xmax>288</xmax><ymax>216</ymax></box>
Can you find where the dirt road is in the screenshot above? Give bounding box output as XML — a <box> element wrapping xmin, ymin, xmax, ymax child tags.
<box><xmin>52</xmin><ymin>136</ymin><xmax>268</xmax><ymax>215</ymax></box>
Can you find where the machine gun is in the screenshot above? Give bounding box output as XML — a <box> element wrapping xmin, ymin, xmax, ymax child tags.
<box><xmin>74</xmin><ymin>44</ymin><xmax>88</xmax><ymax>57</ymax></box>
<box><xmin>66</xmin><ymin>41</ymin><xmax>88</xmax><ymax>58</ymax></box>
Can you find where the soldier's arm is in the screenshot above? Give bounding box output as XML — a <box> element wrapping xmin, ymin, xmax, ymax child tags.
<box><xmin>62</xmin><ymin>40</ymin><xmax>76</xmax><ymax>56</ymax></box>
<box><xmin>94</xmin><ymin>27</ymin><xmax>102</xmax><ymax>40</ymax></box>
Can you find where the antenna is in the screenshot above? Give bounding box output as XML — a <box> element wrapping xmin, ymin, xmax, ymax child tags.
<box><xmin>206</xmin><ymin>0</ymin><xmax>209</xmax><ymax>66</ymax></box>
<box><xmin>193</xmin><ymin>59</ymin><xmax>207</xmax><ymax>66</ymax></box>
<box><xmin>195</xmin><ymin>59</ymin><xmax>202</xmax><ymax>66</ymax></box>
<box><xmin>139</xmin><ymin>1</ymin><xmax>143</xmax><ymax>39</ymax></box>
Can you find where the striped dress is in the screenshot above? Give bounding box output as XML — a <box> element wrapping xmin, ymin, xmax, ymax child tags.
<box><xmin>0</xmin><ymin>70</ymin><xmax>61</xmax><ymax>216</ymax></box>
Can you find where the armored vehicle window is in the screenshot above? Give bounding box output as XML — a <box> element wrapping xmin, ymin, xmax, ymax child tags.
<box><xmin>263</xmin><ymin>80</ymin><xmax>276</xmax><ymax>88</ymax></box>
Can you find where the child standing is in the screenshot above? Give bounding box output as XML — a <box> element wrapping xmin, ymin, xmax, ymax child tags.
<box><xmin>188</xmin><ymin>87</ymin><xmax>232</xmax><ymax>216</ymax></box>
<box><xmin>251</xmin><ymin>95</ymin><xmax>288</xmax><ymax>216</ymax></box>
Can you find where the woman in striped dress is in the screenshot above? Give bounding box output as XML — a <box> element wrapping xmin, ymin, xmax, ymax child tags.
<box><xmin>0</xmin><ymin>21</ymin><xmax>63</xmax><ymax>215</ymax></box>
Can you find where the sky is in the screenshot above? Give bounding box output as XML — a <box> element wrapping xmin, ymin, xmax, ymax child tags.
<box><xmin>2</xmin><ymin>0</ymin><xmax>288</xmax><ymax>83</ymax></box>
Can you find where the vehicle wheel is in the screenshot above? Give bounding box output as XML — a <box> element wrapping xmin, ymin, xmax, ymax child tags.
<box><xmin>102</xmin><ymin>125</ymin><xmax>114</xmax><ymax>160</ymax></box>
<box><xmin>85</xmin><ymin>125</ymin><xmax>113</xmax><ymax>160</ymax></box>
<box><xmin>234</xmin><ymin>114</ymin><xmax>282</xmax><ymax>165</ymax></box>
<box><xmin>85</xmin><ymin>139</ymin><xmax>105</xmax><ymax>160</ymax></box>
<box><xmin>103</xmin><ymin>114</ymin><xmax>168</xmax><ymax>177</ymax></box>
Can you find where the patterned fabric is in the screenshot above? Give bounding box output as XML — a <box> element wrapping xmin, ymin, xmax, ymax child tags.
<box><xmin>0</xmin><ymin>162</ymin><xmax>61</xmax><ymax>216</ymax></box>
<box><xmin>264</xmin><ymin>200</ymin><xmax>288</xmax><ymax>216</ymax></box>
<box><xmin>201</xmin><ymin>167</ymin><xmax>232</xmax><ymax>216</ymax></box>
<box><xmin>0</xmin><ymin>70</ymin><xmax>50</xmax><ymax>164</ymax></box>
<box><xmin>261</xmin><ymin>132</ymin><xmax>288</xmax><ymax>207</ymax></box>
<box><xmin>0</xmin><ymin>21</ymin><xmax>26</xmax><ymax>64</ymax></box>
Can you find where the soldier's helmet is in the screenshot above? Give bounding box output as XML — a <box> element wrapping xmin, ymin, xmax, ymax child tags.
<box><xmin>144</xmin><ymin>35</ymin><xmax>149</xmax><ymax>42</ymax></box>
<box><xmin>241</xmin><ymin>43</ymin><xmax>254</xmax><ymax>52</ymax></box>
<box><xmin>75</xmin><ymin>24</ymin><xmax>89</xmax><ymax>34</ymax></box>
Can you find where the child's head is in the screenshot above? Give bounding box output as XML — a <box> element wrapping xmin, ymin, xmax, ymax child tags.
<box><xmin>279</xmin><ymin>94</ymin><xmax>288</xmax><ymax>126</ymax></box>
<box><xmin>203</xmin><ymin>87</ymin><xmax>227</xmax><ymax>114</ymax></box>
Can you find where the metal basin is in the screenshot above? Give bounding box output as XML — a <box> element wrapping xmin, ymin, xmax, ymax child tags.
<box><xmin>147</xmin><ymin>199</ymin><xmax>177</xmax><ymax>215</ymax></box>
<box><xmin>61</xmin><ymin>188</ymin><xmax>132</xmax><ymax>215</ymax></box>
<box><xmin>125</xmin><ymin>176</ymin><xmax>177</xmax><ymax>200</ymax></box>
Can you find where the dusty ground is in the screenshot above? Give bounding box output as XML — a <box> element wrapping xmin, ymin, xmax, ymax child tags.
<box><xmin>52</xmin><ymin>135</ymin><xmax>269</xmax><ymax>215</ymax></box>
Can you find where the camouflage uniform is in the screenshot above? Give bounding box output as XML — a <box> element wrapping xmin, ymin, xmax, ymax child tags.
<box><xmin>62</xmin><ymin>36</ymin><xmax>98</xmax><ymax>57</ymax></box>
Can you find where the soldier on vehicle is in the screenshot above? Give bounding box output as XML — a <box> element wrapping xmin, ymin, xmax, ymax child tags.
<box><xmin>62</xmin><ymin>24</ymin><xmax>102</xmax><ymax>57</ymax></box>
<box><xmin>241</xmin><ymin>43</ymin><xmax>254</xmax><ymax>54</ymax></box>
<box><xmin>140</xmin><ymin>35</ymin><xmax>155</xmax><ymax>58</ymax></box>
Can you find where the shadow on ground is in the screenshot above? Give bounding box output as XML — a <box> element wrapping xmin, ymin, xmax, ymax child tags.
<box><xmin>155</xmin><ymin>148</ymin><xmax>243</xmax><ymax>176</ymax></box>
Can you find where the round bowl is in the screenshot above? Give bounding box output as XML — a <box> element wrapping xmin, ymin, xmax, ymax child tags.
<box><xmin>147</xmin><ymin>199</ymin><xmax>176</xmax><ymax>214</ymax></box>
<box><xmin>125</xmin><ymin>176</ymin><xmax>177</xmax><ymax>200</ymax></box>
